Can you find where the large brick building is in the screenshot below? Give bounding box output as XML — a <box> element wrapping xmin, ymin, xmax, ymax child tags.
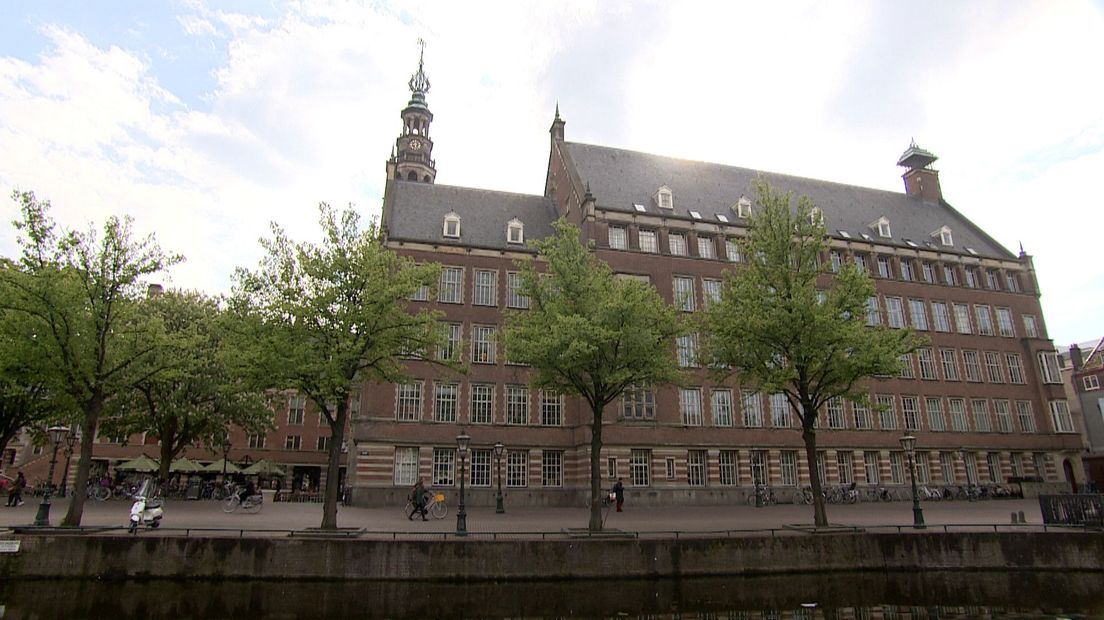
<box><xmin>347</xmin><ymin>56</ymin><xmax>1086</xmax><ymax>507</ymax></box>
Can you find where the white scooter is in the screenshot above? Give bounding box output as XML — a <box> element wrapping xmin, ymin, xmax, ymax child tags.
<box><xmin>128</xmin><ymin>480</ymin><xmax>163</xmax><ymax>533</ymax></box>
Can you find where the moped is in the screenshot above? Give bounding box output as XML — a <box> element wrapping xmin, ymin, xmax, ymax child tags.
<box><xmin>128</xmin><ymin>480</ymin><xmax>163</xmax><ymax>533</ymax></box>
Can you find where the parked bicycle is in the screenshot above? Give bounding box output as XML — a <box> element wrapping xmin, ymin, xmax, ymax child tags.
<box><xmin>223</xmin><ymin>492</ymin><xmax>264</xmax><ymax>514</ymax></box>
<box><xmin>404</xmin><ymin>490</ymin><xmax>448</xmax><ymax>519</ymax></box>
<box><xmin>793</xmin><ymin>486</ymin><xmax>814</xmax><ymax>505</ymax></box>
<box><xmin>747</xmin><ymin>483</ymin><xmax>777</xmax><ymax>507</ymax></box>
<box><xmin>86</xmin><ymin>481</ymin><xmax>111</xmax><ymax>502</ymax></box>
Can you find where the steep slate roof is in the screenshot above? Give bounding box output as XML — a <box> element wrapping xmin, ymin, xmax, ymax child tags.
<box><xmin>384</xmin><ymin>180</ymin><xmax>558</xmax><ymax>251</ymax></box>
<box><xmin>563</xmin><ymin>142</ymin><xmax>1014</xmax><ymax>260</ymax></box>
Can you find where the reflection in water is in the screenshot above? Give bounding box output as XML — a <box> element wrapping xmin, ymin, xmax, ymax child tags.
<box><xmin>0</xmin><ymin>571</ymin><xmax>1101</xmax><ymax>618</ymax></box>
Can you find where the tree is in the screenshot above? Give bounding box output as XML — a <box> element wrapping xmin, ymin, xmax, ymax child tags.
<box><xmin>232</xmin><ymin>203</ymin><xmax>447</xmax><ymax>530</ymax></box>
<box><xmin>99</xmin><ymin>290</ymin><xmax>275</xmax><ymax>483</ymax></box>
<box><xmin>0</xmin><ymin>191</ymin><xmax>181</xmax><ymax>525</ymax></box>
<box><xmin>503</xmin><ymin>220</ymin><xmax>685</xmax><ymax>532</ymax></box>
<box><xmin>704</xmin><ymin>179</ymin><xmax>920</xmax><ymax>526</ymax></box>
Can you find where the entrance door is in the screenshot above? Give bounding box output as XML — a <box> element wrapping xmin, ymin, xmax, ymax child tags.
<box><xmin>1063</xmin><ymin>459</ymin><xmax>1077</xmax><ymax>493</ymax></box>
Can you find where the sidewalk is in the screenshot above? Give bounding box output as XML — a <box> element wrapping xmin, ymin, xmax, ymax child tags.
<box><xmin>0</xmin><ymin>495</ymin><xmax>1046</xmax><ymax>535</ymax></box>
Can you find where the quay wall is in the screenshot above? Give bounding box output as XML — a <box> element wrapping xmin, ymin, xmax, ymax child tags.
<box><xmin>1</xmin><ymin>531</ymin><xmax>1101</xmax><ymax>581</ymax></box>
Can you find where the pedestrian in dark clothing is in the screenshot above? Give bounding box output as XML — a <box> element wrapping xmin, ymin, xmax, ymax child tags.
<box><xmin>613</xmin><ymin>478</ymin><xmax>625</xmax><ymax>512</ymax></box>
<box><xmin>408</xmin><ymin>478</ymin><xmax>428</xmax><ymax>521</ymax></box>
<box><xmin>7</xmin><ymin>472</ymin><xmax>26</xmax><ymax>507</ymax></box>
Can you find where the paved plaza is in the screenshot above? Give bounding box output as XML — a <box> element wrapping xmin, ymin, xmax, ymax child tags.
<box><xmin>0</xmin><ymin>493</ymin><xmax>1049</xmax><ymax>537</ymax></box>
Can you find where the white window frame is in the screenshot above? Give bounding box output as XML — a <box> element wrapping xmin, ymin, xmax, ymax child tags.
<box><xmin>697</xmin><ymin>236</ymin><xmax>715</xmax><ymax>259</ymax></box>
<box><xmin>639</xmin><ymin>229</ymin><xmax>658</xmax><ymax>253</ymax></box>
<box><xmin>655</xmin><ymin>186</ymin><xmax>673</xmax><ymax>210</ymax></box>
<box><xmin>1038</xmin><ymin>352</ymin><xmax>1062</xmax><ymax>384</ymax></box>
<box><xmin>1084</xmin><ymin>375</ymin><xmax>1101</xmax><ymax>391</ymax></box>
<box><xmin>394</xmin><ymin>447</ymin><xmax>419</xmax><ymax>486</ymax></box>
<box><xmin>473</xmin><ymin>269</ymin><xmax>497</xmax><ymax>306</ymax></box>
<box><xmin>673</xmin><ymin>276</ymin><xmax>695</xmax><ymax>312</ymax></box>
<box><xmin>680</xmin><ymin>388</ymin><xmax>704</xmax><ymax>426</ymax></box>
<box><xmin>669</xmin><ymin>233</ymin><xmax>687</xmax><ymax>256</ymax></box>
<box><xmin>469</xmin><ymin>383</ymin><xmax>494</xmax><ymax>424</ymax></box>
<box><xmin>439</xmin><ymin>266</ymin><xmax>464</xmax><ymax>304</ymax></box>
<box><xmin>506</xmin><ymin>218</ymin><xmax>524</xmax><ymax>244</ymax></box>
<box><xmin>608</xmin><ymin>226</ymin><xmax>627</xmax><ymax>250</ymax></box>
<box><xmin>711</xmin><ymin>389</ymin><xmax>734</xmax><ymax>427</ymax></box>
<box><xmin>1049</xmin><ymin>400</ymin><xmax>1075</xmax><ymax>433</ymax></box>
<box><xmin>443</xmin><ymin>212</ymin><xmax>461</xmax><ymax>238</ymax></box>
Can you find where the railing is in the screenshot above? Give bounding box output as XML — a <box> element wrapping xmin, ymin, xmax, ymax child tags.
<box><xmin>1038</xmin><ymin>494</ymin><xmax>1103</xmax><ymax>527</ymax></box>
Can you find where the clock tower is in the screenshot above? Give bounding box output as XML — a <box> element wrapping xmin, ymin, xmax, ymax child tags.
<box><xmin>387</xmin><ymin>41</ymin><xmax>436</xmax><ymax>184</ymax></box>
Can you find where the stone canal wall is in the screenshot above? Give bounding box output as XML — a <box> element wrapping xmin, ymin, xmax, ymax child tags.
<box><xmin>1</xmin><ymin>532</ymin><xmax>1101</xmax><ymax>581</ymax></box>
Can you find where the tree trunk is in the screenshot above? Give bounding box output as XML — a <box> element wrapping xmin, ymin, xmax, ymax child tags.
<box><xmin>320</xmin><ymin>402</ymin><xmax>348</xmax><ymax>530</ymax></box>
<box><xmin>63</xmin><ymin>398</ymin><xmax>102</xmax><ymax>527</ymax></box>
<box><xmin>158</xmin><ymin>436</ymin><xmax>175</xmax><ymax>485</ymax></box>
<box><xmin>801</xmin><ymin>421</ymin><xmax>828</xmax><ymax>527</ymax></box>
<box><xmin>588</xmin><ymin>405</ymin><xmax>604</xmax><ymax>532</ymax></box>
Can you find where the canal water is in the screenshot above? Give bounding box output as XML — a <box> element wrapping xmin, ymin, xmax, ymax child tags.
<box><xmin>0</xmin><ymin>570</ymin><xmax>1100</xmax><ymax>618</ymax></box>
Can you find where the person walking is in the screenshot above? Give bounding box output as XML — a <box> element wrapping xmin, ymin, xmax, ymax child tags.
<box><xmin>408</xmin><ymin>478</ymin><xmax>428</xmax><ymax>521</ymax></box>
<box><xmin>7</xmin><ymin>472</ymin><xmax>26</xmax><ymax>507</ymax></box>
<box><xmin>612</xmin><ymin>478</ymin><xmax>625</xmax><ymax>512</ymax></box>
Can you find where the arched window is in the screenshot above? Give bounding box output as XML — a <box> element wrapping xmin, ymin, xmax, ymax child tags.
<box><xmin>407</xmin><ymin>171</ymin><xmax>418</xmax><ymax>181</ymax></box>
<box><xmin>423</xmin><ymin>175</ymin><xmax>431</xmax><ymax>183</ymax></box>
<box><xmin>443</xmin><ymin>212</ymin><xmax>461</xmax><ymax>239</ymax></box>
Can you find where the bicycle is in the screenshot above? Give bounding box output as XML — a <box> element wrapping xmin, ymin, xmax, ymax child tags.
<box><xmin>223</xmin><ymin>492</ymin><xmax>264</xmax><ymax>514</ymax></box>
<box><xmin>746</xmin><ymin>484</ymin><xmax>777</xmax><ymax>507</ymax></box>
<box><xmin>793</xmin><ymin>486</ymin><xmax>814</xmax><ymax>505</ymax></box>
<box><xmin>404</xmin><ymin>491</ymin><xmax>448</xmax><ymax>519</ymax></box>
<box><xmin>86</xmin><ymin>482</ymin><xmax>111</xmax><ymax>502</ymax></box>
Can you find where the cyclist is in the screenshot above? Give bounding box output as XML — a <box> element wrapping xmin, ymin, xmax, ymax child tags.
<box><xmin>408</xmin><ymin>478</ymin><xmax>428</xmax><ymax>521</ymax></box>
<box><xmin>237</xmin><ymin>477</ymin><xmax>257</xmax><ymax>505</ymax></box>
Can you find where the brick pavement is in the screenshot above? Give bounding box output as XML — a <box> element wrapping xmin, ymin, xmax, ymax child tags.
<box><xmin>0</xmin><ymin>493</ymin><xmax>1046</xmax><ymax>536</ymax></box>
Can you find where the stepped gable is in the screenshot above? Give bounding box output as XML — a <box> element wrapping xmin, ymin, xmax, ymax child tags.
<box><xmin>563</xmin><ymin>142</ymin><xmax>1013</xmax><ymax>260</ymax></box>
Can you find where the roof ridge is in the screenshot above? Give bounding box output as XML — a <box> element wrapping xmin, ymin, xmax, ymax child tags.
<box><xmin>393</xmin><ymin>179</ymin><xmax>547</xmax><ymax>201</ymax></box>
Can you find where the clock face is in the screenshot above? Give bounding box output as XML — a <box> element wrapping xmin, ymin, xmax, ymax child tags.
<box><xmin>409</xmin><ymin>139</ymin><xmax>422</xmax><ymax>150</ymax></box>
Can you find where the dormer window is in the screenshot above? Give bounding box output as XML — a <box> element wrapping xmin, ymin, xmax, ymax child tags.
<box><xmin>443</xmin><ymin>212</ymin><xmax>461</xmax><ymax>238</ymax></box>
<box><xmin>932</xmin><ymin>226</ymin><xmax>953</xmax><ymax>246</ymax></box>
<box><xmin>733</xmin><ymin>196</ymin><xmax>752</xmax><ymax>218</ymax></box>
<box><xmin>655</xmin><ymin>185</ymin><xmax>673</xmax><ymax>210</ymax></box>
<box><xmin>506</xmin><ymin>218</ymin><xmax>524</xmax><ymax>244</ymax></box>
<box><xmin>870</xmin><ymin>216</ymin><xmax>891</xmax><ymax>238</ymax></box>
<box><xmin>808</xmin><ymin>207</ymin><xmax>823</xmax><ymax>226</ymax></box>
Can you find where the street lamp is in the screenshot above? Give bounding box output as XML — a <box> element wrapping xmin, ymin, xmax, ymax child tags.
<box><xmin>455</xmin><ymin>432</ymin><xmax>470</xmax><ymax>536</ymax></box>
<box><xmin>494</xmin><ymin>442</ymin><xmax>505</xmax><ymax>514</ymax></box>
<box><xmin>34</xmin><ymin>426</ymin><xmax>70</xmax><ymax>527</ymax></box>
<box><xmin>59</xmin><ymin>429</ymin><xmax>78</xmax><ymax>498</ymax></box>
<box><xmin>899</xmin><ymin>435</ymin><xmax>925</xmax><ymax>529</ymax></box>
<box><xmin>959</xmin><ymin>447</ymin><xmax>975</xmax><ymax>502</ymax></box>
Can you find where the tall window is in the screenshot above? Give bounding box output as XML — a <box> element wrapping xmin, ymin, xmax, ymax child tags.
<box><xmin>902</xmin><ymin>396</ymin><xmax>921</xmax><ymax>431</ymax></box>
<box><xmin>470</xmin><ymin>383</ymin><xmax>494</xmax><ymax>424</ymax></box>
<box><xmin>885</xmin><ymin>297</ymin><xmax>905</xmax><ymax>328</ymax></box>
<box><xmin>984</xmin><ymin>352</ymin><xmax>1004</xmax><ymax>383</ymax></box>
<box><xmin>439</xmin><ymin>267</ymin><xmax>463</xmax><ymax>303</ymax></box>
<box><xmin>909</xmin><ymin>299</ymin><xmax>929</xmax><ymax>330</ymax></box>
<box><xmin>470</xmin><ymin>449</ymin><xmax>491</xmax><ymax>487</ymax></box>
<box><xmin>676</xmin><ymin>334</ymin><xmax>698</xmax><ymax>367</ymax></box>
<box><xmin>940</xmin><ymin>349</ymin><xmax>959</xmax><ymax>381</ymax></box>
<box><xmin>837</xmin><ymin>451</ymin><xmax>854</xmax><ymax>484</ymax></box>
<box><xmin>1049</xmin><ymin>400</ymin><xmax>1075</xmax><ymax>433</ymax></box>
<box><xmin>673</xmin><ymin>276</ymin><xmax>695</xmax><ymax>311</ymax></box>
<box><xmin>669</xmin><ymin>233</ymin><xmax>687</xmax><ymax>256</ymax></box>
<box><xmin>394</xmin><ymin>447</ymin><xmax>418</xmax><ymax>486</ymax></box>
<box><xmin>876</xmin><ymin>394</ymin><xmax>898</xmax><ymax>430</ymax></box>
<box><xmin>940</xmin><ymin>452</ymin><xmax>956</xmax><ymax>483</ymax></box>
<box><xmin>965</xmin><ymin>268</ymin><xmax>979</xmax><ymax>289</ymax></box>
<box><xmin>985</xmin><ymin>270</ymin><xmax>1000</xmax><ymax>290</ymax></box>
<box><xmin>963</xmin><ymin>350</ymin><xmax>982</xmax><ymax>382</ymax></box>
<box><xmin>742</xmin><ymin>391</ymin><xmax>764</xmax><ymax>427</ymax></box>
<box><xmin>750</xmin><ymin>450</ymin><xmax>769</xmax><ymax>485</ymax></box>
<box><xmin>853</xmin><ymin>253</ymin><xmax>867</xmax><ymax>273</ymax></box>
<box><xmin>687</xmin><ymin>450</ymin><xmax>707</xmax><ymax>486</ymax></box>
<box><xmin>852</xmin><ymin>399</ymin><xmax>872</xmax><ymax>430</ymax></box>
<box><xmin>434</xmin><ymin>382</ymin><xmax>459</xmax><ymax>422</ymax></box>
<box><xmin>921</xmin><ymin>262</ymin><xmax>935</xmax><ymax>283</ymax></box>
<box><xmin>726</xmin><ymin>239</ymin><xmax>741</xmax><ymax>262</ymax></box>
<box><xmin>680</xmin><ymin>388</ymin><xmax>704</xmax><ymax>426</ymax></box>
<box><xmin>1023</xmin><ymin>315</ymin><xmax>1039</xmax><ymax>338</ymax></box>
<box><xmin>877</xmin><ymin>257</ymin><xmax>892</xmax><ymax>278</ymax></box>
<box><xmin>917</xmin><ymin>348</ymin><xmax>937</xmax><ymax>380</ymax></box>
<box><xmin>608</xmin><ymin>226</ymin><xmax>627</xmax><ymax>250</ymax></box>
<box><xmin>953</xmin><ymin>303</ymin><xmax>972</xmax><ymax>334</ymax></box>
<box><xmin>943</xmin><ymin>265</ymin><xmax>958</xmax><ymax>286</ymax></box>
<box><xmin>829</xmin><ymin>251</ymin><xmax>842</xmax><ymax>272</ymax></box>
<box><xmin>438</xmin><ymin>322</ymin><xmax>462</xmax><ymax>361</ymax></box>
<box><xmin>1005</xmin><ymin>273</ymin><xmax>1021</xmax><ymax>292</ymax></box>
<box><xmin>702</xmin><ymin>279</ymin><xmax>722</xmax><ymax>307</ymax></box>
<box><xmin>711</xmin><ymin>390</ymin><xmax>734</xmax><ymax>427</ymax></box>
<box><xmin>396</xmin><ymin>383</ymin><xmax>422</xmax><ymax>421</ymax></box>
<box><xmin>949</xmin><ymin>398</ymin><xmax>969</xmax><ymax>432</ymax></box>
<box><xmin>473</xmin><ymin>269</ymin><xmax>497</xmax><ymax>306</ymax></box>
<box><xmin>890</xmin><ymin>452</ymin><xmax>904</xmax><ymax>484</ymax></box>
<box><xmin>697</xmin><ymin>237</ymin><xmax>715</xmax><ymax>259</ymax></box>
<box><xmin>770</xmin><ymin>393</ymin><xmax>790</xmax><ymax>428</ymax></box>
<box><xmin>1038</xmin><ymin>352</ymin><xmax>1062</xmax><ymax>384</ymax></box>
<box><xmin>900</xmin><ymin>260</ymin><xmax>914</xmax><ymax>281</ymax></box>
<box><xmin>639</xmin><ymin>230</ymin><xmax>657</xmax><ymax>253</ymax></box>
<box><xmin>540</xmin><ymin>391</ymin><xmax>562</xmax><ymax>426</ymax></box>
<box><xmin>971</xmin><ymin>399</ymin><xmax>992</xmax><ymax>432</ymax></box>
<box><xmin>506</xmin><ymin>451</ymin><xmax>528</xmax><ymax>488</ymax></box>
<box><xmin>865</xmin><ymin>297</ymin><xmax>882</xmax><ymax>326</ymax></box>
<box><xmin>288</xmin><ymin>395</ymin><xmax>305</xmax><ymax>425</ymax></box>
<box><xmin>986</xmin><ymin>453</ymin><xmax>1003</xmax><ymax>483</ymax></box>
<box><xmin>630</xmin><ymin>449</ymin><xmax>651</xmax><ymax>486</ymax></box>
<box><xmin>248</xmin><ymin>434</ymin><xmax>266</xmax><ymax>449</ymax></box>
<box><xmin>926</xmin><ymin>397</ymin><xmax>945</xmax><ymax>432</ymax></box>
<box><xmin>994</xmin><ymin>400</ymin><xmax>1014</xmax><ymax>433</ymax></box>
<box><xmin>506</xmin><ymin>385</ymin><xmax>529</xmax><ymax>425</ymax></box>
<box><xmin>864</xmin><ymin>451</ymin><xmax>880</xmax><ymax>484</ymax></box>
<box><xmin>932</xmin><ymin>302</ymin><xmax>951</xmax><ymax>332</ymax></box>
<box><xmin>780</xmin><ymin>451</ymin><xmax>798</xmax><ymax>486</ymax></box>
<box><xmin>719</xmin><ymin>450</ymin><xmax>738</xmax><ymax>486</ymax></box>
<box><xmin>975</xmin><ymin>305</ymin><xmax>994</xmax><ymax>336</ymax></box>
<box><xmin>432</xmin><ymin>448</ymin><xmax>455</xmax><ymax>486</ymax></box>
<box><xmin>996</xmin><ymin>308</ymin><xmax>1015</xmax><ymax>337</ymax></box>
<box><xmin>1017</xmin><ymin>401</ymin><xmax>1036</xmax><ymax>433</ymax></box>
<box><xmin>622</xmin><ymin>386</ymin><xmax>655</xmax><ymax>419</ymax></box>
<box><xmin>472</xmin><ymin>325</ymin><xmax>497</xmax><ymax>364</ymax></box>
<box><xmin>898</xmin><ymin>353</ymin><xmax>915</xmax><ymax>379</ymax></box>
<box><xmin>505</xmin><ymin>272</ymin><xmax>529</xmax><ymax>309</ymax></box>
<box><xmin>827</xmin><ymin>397</ymin><xmax>846</xmax><ymax>429</ymax></box>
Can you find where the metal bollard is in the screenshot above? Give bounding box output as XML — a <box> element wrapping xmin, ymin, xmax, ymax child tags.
<box><xmin>1011</xmin><ymin>512</ymin><xmax>1018</xmax><ymax>524</ymax></box>
<box><xmin>1018</xmin><ymin>510</ymin><xmax>1026</xmax><ymax>524</ymax></box>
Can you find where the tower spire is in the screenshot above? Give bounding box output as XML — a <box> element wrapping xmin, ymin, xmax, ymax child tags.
<box><xmin>386</xmin><ymin>40</ymin><xmax>437</xmax><ymax>184</ymax></box>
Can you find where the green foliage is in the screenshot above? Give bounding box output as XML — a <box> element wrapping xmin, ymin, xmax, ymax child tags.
<box><xmin>100</xmin><ymin>290</ymin><xmax>275</xmax><ymax>482</ymax></box>
<box><xmin>504</xmin><ymin>219</ymin><xmax>685</xmax><ymax>531</ymax></box>
<box><xmin>704</xmin><ymin>178</ymin><xmax>922</xmax><ymax>525</ymax></box>
<box><xmin>232</xmin><ymin>203</ymin><xmax>448</xmax><ymax>529</ymax></box>
<box><xmin>0</xmin><ymin>190</ymin><xmax>181</xmax><ymax>525</ymax></box>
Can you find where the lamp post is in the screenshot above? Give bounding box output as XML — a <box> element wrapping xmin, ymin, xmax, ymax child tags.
<box><xmin>899</xmin><ymin>435</ymin><xmax>925</xmax><ymax>529</ymax></box>
<box><xmin>59</xmin><ymin>429</ymin><xmax>78</xmax><ymax>498</ymax></box>
<box><xmin>34</xmin><ymin>426</ymin><xmax>70</xmax><ymax>527</ymax></box>
<box><xmin>494</xmin><ymin>442</ymin><xmax>505</xmax><ymax>514</ymax></box>
<box><xmin>959</xmin><ymin>447</ymin><xmax>975</xmax><ymax>502</ymax></box>
<box><xmin>455</xmin><ymin>432</ymin><xmax>470</xmax><ymax>536</ymax></box>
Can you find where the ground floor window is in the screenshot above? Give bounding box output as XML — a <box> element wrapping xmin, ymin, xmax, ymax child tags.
<box><xmin>470</xmin><ymin>449</ymin><xmax>491</xmax><ymax>487</ymax></box>
<box><xmin>889</xmin><ymin>451</ymin><xmax>904</xmax><ymax>484</ymax></box>
<box><xmin>986</xmin><ymin>453</ymin><xmax>1002</xmax><ymax>483</ymax></box>
<box><xmin>687</xmin><ymin>450</ymin><xmax>707</xmax><ymax>487</ymax></box>
<box><xmin>541</xmin><ymin>451</ymin><xmax>563</xmax><ymax>487</ymax></box>
<box><xmin>432</xmin><ymin>448</ymin><xmax>454</xmax><ymax>486</ymax></box>
<box><xmin>939</xmin><ymin>452</ymin><xmax>955</xmax><ymax>483</ymax></box>
<box><xmin>864</xmin><ymin>451</ymin><xmax>879</xmax><ymax>485</ymax></box>
<box><xmin>914</xmin><ymin>451</ymin><xmax>929</xmax><ymax>484</ymax></box>
<box><xmin>836</xmin><ymin>451</ymin><xmax>854</xmax><ymax>484</ymax></box>
<box><xmin>718</xmin><ymin>450</ymin><xmax>738</xmax><ymax>486</ymax></box>
<box><xmin>506</xmin><ymin>450</ymin><xmax>528</xmax><ymax>488</ymax></box>
<box><xmin>394</xmin><ymin>447</ymin><xmax>418</xmax><ymax>486</ymax></box>
<box><xmin>630</xmin><ymin>449</ymin><xmax>651</xmax><ymax>487</ymax></box>
<box><xmin>750</xmin><ymin>450</ymin><xmax>769</xmax><ymax>486</ymax></box>
<box><xmin>780</xmin><ymin>450</ymin><xmax>798</xmax><ymax>486</ymax></box>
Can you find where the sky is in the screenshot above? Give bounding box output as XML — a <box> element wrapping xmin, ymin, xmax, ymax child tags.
<box><xmin>0</xmin><ymin>1</ymin><xmax>1102</xmax><ymax>346</ymax></box>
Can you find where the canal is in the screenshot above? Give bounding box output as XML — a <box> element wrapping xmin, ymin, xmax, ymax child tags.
<box><xmin>0</xmin><ymin>570</ymin><xmax>1100</xmax><ymax>618</ymax></box>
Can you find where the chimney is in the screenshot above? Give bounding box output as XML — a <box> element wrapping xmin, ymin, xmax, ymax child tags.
<box><xmin>897</xmin><ymin>141</ymin><xmax>942</xmax><ymax>203</ymax></box>
<box><xmin>1070</xmin><ymin>344</ymin><xmax>1084</xmax><ymax>371</ymax></box>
